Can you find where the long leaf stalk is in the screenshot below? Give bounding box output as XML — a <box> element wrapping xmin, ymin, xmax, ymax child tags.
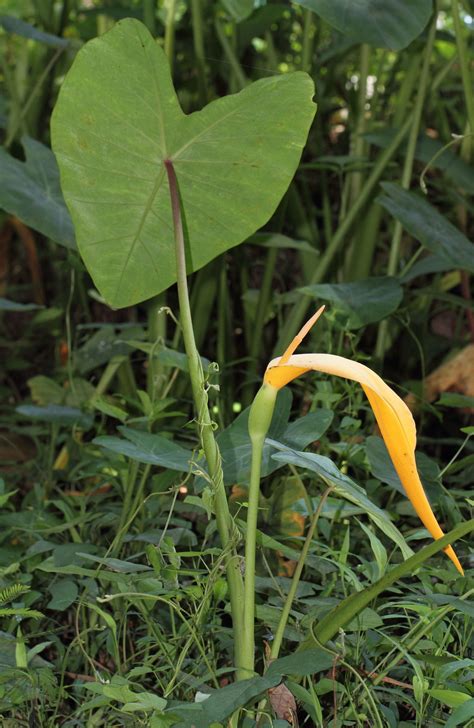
<box><xmin>164</xmin><ymin>159</ymin><xmax>246</xmax><ymax>675</ymax></box>
<box><xmin>375</xmin><ymin>12</ymin><xmax>438</xmax><ymax>359</ymax></box>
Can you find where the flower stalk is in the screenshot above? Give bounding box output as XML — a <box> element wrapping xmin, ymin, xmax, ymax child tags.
<box><xmin>242</xmin><ymin>383</ymin><xmax>278</xmax><ymax>675</ymax></box>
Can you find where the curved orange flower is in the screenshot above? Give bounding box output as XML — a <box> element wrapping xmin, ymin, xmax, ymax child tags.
<box><xmin>264</xmin><ymin>306</ymin><xmax>463</xmax><ymax>575</ymax></box>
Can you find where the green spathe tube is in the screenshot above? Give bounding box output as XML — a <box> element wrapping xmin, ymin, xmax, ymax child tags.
<box><xmin>248</xmin><ymin>382</ymin><xmax>278</xmax><ymax>443</ymax></box>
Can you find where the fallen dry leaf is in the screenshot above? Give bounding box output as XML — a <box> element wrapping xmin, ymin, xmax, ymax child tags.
<box><xmin>268</xmin><ymin>682</ymin><xmax>298</xmax><ymax>725</ymax></box>
<box><xmin>405</xmin><ymin>344</ymin><xmax>474</xmax><ymax>412</ymax></box>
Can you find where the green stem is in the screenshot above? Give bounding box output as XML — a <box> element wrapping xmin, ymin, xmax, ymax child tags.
<box><xmin>375</xmin><ymin>12</ymin><xmax>437</xmax><ymax>359</ymax></box>
<box><xmin>275</xmin><ymin>119</ymin><xmax>411</xmax><ymax>353</ymax></box>
<box><xmin>91</xmin><ymin>355</ymin><xmax>128</xmax><ymax>401</ymax></box>
<box><xmin>147</xmin><ymin>295</ymin><xmax>167</xmax><ymax>400</ymax></box>
<box><xmin>452</xmin><ymin>0</ymin><xmax>474</xmax><ymax>157</ymax></box>
<box><xmin>243</xmin><ymin>443</ymin><xmax>265</xmax><ymax>675</ymax></box>
<box><xmin>190</xmin><ymin>0</ymin><xmax>207</xmax><ymax>104</ymax></box>
<box><xmin>112</xmin><ymin>460</ymin><xmax>139</xmax><ymax>555</ymax></box>
<box><xmin>164</xmin><ymin>0</ymin><xmax>177</xmax><ymax>72</ymax></box>
<box><xmin>5</xmin><ymin>46</ymin><xmax>64</xmax><ymax>148</ymax></box>
<box><xmin>270</xmin><ymin>486</ymin><xmax>333</xmax><ymax>660</ymax></box>
<box><xmin>215</xmin><ymin>18</ymin><xmax>248</xmax><ymax>89</ymax></box>
<box><xmin>348</xmin><ymin>44</ymin><xmax>370</xmax><ymax>208</ymax></box>
<box><xmin>142</xmin><ymin>0</ymin><xmax>156</xmax><ymax>35</ymax></box>
<box><xmin>300</xmin><ymin>9</ymin><xmax>314</xmax><ymax>73</ymax></box>
<box><xmin>243</xmin><ymin>384</ymin><xmax>278</xmax><ymax>675</ymax></box>
<box><xmin>243</xmin><ymin>196</ymin><xmax>288</xmax><ymax>406</ymax></box>
<box><xmin>164</xmin><ymin>159</ymin><xmax>245</xmax><ymax>675</ymax></box>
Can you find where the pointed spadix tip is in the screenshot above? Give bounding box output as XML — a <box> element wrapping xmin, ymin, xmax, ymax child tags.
<box><xmin>280</xmin><ymin>305</ymin><xmax>326</xmax><ymax>365</ymax></box>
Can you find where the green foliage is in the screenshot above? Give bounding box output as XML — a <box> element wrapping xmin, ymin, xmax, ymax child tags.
<box><xmin>301</xmin><ymin>277</ymin><xmax>404</xmax><ymax>328</ymax></box>
<box><xmin>303</xmin><ymin>519</ymin><xmax>474</xmax><ymax>648</ymax></box>
<box><xmin>293</xmin><ymin>0</ymin><xmax>433</xmax><ymax>49</ymax></box>
<box><xmin>378</xmin><ymin>183</ymin><xmax>474</xmax><ymax>273</ymax></box>
<box><xmin>0</xmin><ymin>0</ymin><xmax>472</xmax><ymax>726</ymax></box>
<box><xmin>51</xmin><ymin>18</ymin><xmax>316</xmax><ymax>307</ymax></box>
<box><xmin>0</xmin><ymin>137</ymin><xmax>75</xmax><ymax>248</ymax></box>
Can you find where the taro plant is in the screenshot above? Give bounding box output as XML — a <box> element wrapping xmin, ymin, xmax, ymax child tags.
<box><xmin>51</xmin><ymin>16</ymin><xmax>316</xmax><ymax>680</ymax></box>
<box><xmin>47</xmin><ymin>13</ymin><xmax>473</xmax><ymax>725</ymax></box>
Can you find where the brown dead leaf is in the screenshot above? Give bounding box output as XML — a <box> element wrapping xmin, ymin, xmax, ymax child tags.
<box><xmin>0</xmin><ymin>431</ymin><xmax>36</xmax><ymax>468</ymax></box>
<box><xmin>268</xmin><ymin>682</ymin><xmax>298</xmax><ymax>725</ymax></box>
<box><xmin>405</xmin><ymin>345</ymin><xmax>474</xmax><ymax>412</ymax></box>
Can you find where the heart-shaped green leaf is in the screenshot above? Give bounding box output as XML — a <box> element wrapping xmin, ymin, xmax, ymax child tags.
<box><xmin>294</xmin><ymin>0</ymin><xmax>433</xmax><ymax>50</ymax></box>
<box><xmin>51</xmin><ymin>19</ymin><xmax>316</xmax><ymax>308</ymax></box>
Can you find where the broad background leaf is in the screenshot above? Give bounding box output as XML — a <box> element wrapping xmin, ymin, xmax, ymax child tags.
<box><xmin>293</xmin><ymin>0</ymin><xmax>433</xmax><ymax>50</ymax></box>
<box><xmin>0</xmin><ymin>298</ymin><xmax>42</xmax><ymax>312</ymax></box>
<box><xmin>366</xmin><ymin>435</ymin><xmax>441</xmax><ymax>496</ymax></box>
<box><xmin>16</xmin><ymin>404</ymin><xmax>93</xmax><ymax>429</ymax></box>
<box><xmin>0</xmin><ymin>14</ymin><xmax>70</xmax><ymax>47</ymax></box>
<box><xmin>94</xmin><ymin>427</ymin><xmax>195</xmax><ymax>472</ymax></box>
<box><xmin>300</xmin><ymin>277</ymin><xmax>403</xmax><ymax>328</ymax></box>
<box><xmin>0</xmin><ymin>137</ymin><xmax>75</xmax><ymax>248</ymax></box>
<box><xmin>269</xmin><ymin>441</ymin><xmax>413</xmax><ymax>558</ymax></box>
<box><xmin>51</xmin><ymin>18</ymin><xmax>316</xmax><ymax>307</ymax></box>
<box><xmin>94</xmin><ymin>391</ymin><xmax>334</xmax><ymax>486</ymax></box>
<box><xmin>169</xmin><ymin>649</ymin><xmax>332</xmax><ymax>727</ymax></box>
<box><xmin>378</xmin><ymin>183</ymin><xmax>474</xmax><ymax>273</ymax></box>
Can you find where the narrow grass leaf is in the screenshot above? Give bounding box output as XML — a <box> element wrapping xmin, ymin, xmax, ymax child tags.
<box><xmin>300</xmin><ymin>519</ymin><xmax>474</xmax><ymax>650</ymax></box>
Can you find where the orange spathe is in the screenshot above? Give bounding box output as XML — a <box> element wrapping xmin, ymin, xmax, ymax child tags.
<box><xmin>263</xmin><ymin>311</ymin><xmax>464</xmax><ymax>575</ymax></box>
